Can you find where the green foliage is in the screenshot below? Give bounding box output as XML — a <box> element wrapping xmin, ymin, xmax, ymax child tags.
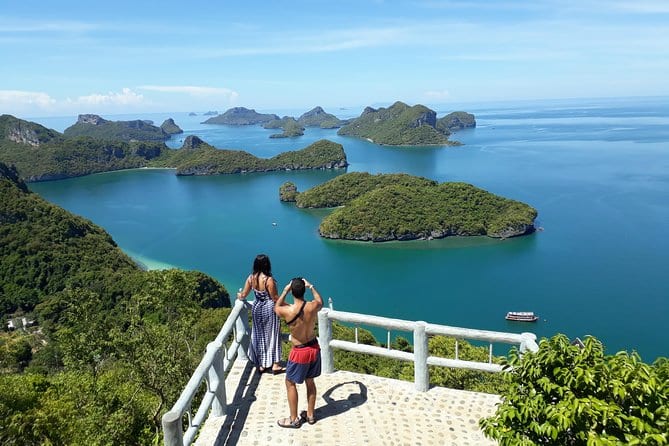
<box><xmin>297</xmin><ymin>106</ymin><xmax>344</xmax><ymax>128</ymax></box>
<box><xmin>0</xmin><ymin>114</ymin><xmax>61</xmax><ymax>145</ymax></box>
<box><xmin>0</xmin><ymin>369</ymin><xmax>157</xmax><ymax>445</ymax></box>
<box><xmin>296</xmin><ymin>171</ymin><xmax>436</xmax><ymax>208</ymax></box>
<box><xmin>1</xmin><ymin>163</ymin><xmax>233</xmax><ymax>443</ymax></box>
<box><xmin>291</xmin><ymin>172</ymin><xmax>537</xmax><ymax>241</ymax></box>
<box><xmin>480</xmin><ymin>334</ymin><xmax>669</xmax><ymax>445</ymax></box>
<box><xmin>202</xmin><ymin>107</ymin><xmax>278</xmax><ymax>125</ymax></box>
<box><xmin>0</xmin><ymin>163</ymin><xmax>139</xmax><ymax>314</ymax></box>
<box><xmin>268</xmin><ymin>118</ymin><xmax>305</xmax><ymax>138</ymax></box>
<box><xmin>337</xmin><ymin>101</ymin><xmax>455</xmax><ymax>146</ymax></box>
<box><xmin>435</xmin><ymin>111</ymin><xmax>476</xmax><ymax>134</ymax></box>
<box><xmin>279</xmin><ymin>181</ymin><xmax>299</xmax><ymax>202</ymax></box>
<box><xmin>63</xmin><ymin>117</ymin><xmax>169</xmax><ymax>142</ymax></box>
<box><xmin>0</xmin><ymin>135</ymin><xmax>167</xmax><ymax>181</ymax></box>
<box><xmin>154</xmin><ymin>138</ymin><xmax>347</xmax><ymax>175</ymax></box>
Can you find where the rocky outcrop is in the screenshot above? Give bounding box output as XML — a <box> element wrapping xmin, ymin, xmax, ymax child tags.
<box><xmin>160</xmin><ymin>118</ymin><xmax>183</xmax><ymax>135</ymax></box>
<box><xmin>77</xmin><ymin>114</ymin><xmax>109</xmax><ymax>125</ymax></box>
<box><xmin>279</xmin><ymin>182</ymin><xmax>299</xmax><ymax>202</ymax></box>
<box><xmin>7</xmin><ymin>126</ymin><xmax>40</xmax><ymax>147</ymax></box>
<box><xmin>489</xmin><ymin>224</ymin><xmax>535</xmax><ymax>239</ymax></box>
<box><xmin>181</xmin><ymin>135</ymin><xmax>206</xmax><ymax>150</ymax></box>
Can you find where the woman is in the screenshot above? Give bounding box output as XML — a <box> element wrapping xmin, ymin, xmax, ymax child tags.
<box><xmin>237</xmin><ymin>254</ymin><xmax>285</xmax><ymax>374</ymax></box>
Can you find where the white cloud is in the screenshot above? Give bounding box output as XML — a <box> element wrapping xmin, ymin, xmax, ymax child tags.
<box><xmin>139</xmin><ymin>85</ymin><xmax>239</xmax><ymax>101</ymax></box>
<box><xmin>69</xmin><ymin>88</ymin><xmax>144</xmax><ymax>106</ymax></box>
<box><xmin>0</xmin><ymin>90</ymin><xmax>56</xmax><ymax>109</ymax></box>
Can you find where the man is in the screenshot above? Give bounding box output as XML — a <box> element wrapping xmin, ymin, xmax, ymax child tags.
<box><xmin>274</xmin><ymin>277</ymin><xmax>323</xmax><ymax>428</ymax></box>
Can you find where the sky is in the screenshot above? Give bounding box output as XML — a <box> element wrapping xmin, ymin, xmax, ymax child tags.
<box><xmin>1</xmin><ymin>0</ymin><xmax>668</xmax><ymax>117</ymax></box>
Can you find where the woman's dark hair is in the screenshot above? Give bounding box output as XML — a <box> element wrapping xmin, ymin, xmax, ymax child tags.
<box><xmin>252</xmin><ymin>254</ymin><xmax>272</xmax><ymax>277</ymax></box>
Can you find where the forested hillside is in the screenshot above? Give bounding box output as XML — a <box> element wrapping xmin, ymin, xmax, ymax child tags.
<box><xmin>0</xmin><ymin>162</ymin><xmax>231</xmax><ymax>444</ymax></box>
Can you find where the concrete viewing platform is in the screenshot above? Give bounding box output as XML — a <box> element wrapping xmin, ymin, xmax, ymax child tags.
<box><xmin>195</xmin><ymin>358</ymin><xmax>500</xmax><ymax>446</ymax></box>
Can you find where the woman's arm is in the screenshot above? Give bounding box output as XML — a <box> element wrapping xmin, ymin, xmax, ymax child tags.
<box><xmin>275</xmin><ymin>282</ymin><xmax>292</xmax><ymax>311</ymax></box>
<box><xmin>237</xmin><ymin>275</ymin><xmax>252</xmax><ymax>300</ymax></box>
<box><xmin>268</xmin><ymin>276</ymin><xmax>280</xmax><ymax>302</ymax></box>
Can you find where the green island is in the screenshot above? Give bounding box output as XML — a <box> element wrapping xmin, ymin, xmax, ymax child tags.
<box><xmin>63</xmin><ymin>114</ymin><xmax>172</xmax><ymax>142</ymax></box>
<box><xmin>337</xmin><ymin>101</ymin><xmax>475</xmax><ymax>146</ymax></box>
<box><xmin>260</xmin><ymin>106</ymin><xmax>346</xmax><ymax>139</ymax></box>
<box><xmin>263</xmin><ymin>117</ymin><xmax>305</xmax><ymax>138</ymax></box>
<box><xmin>297</xmin><ymin>106</ymin><xmax>345</xmax><ymax>129</ymax></box>
<box><xmin>281</xmin><ymin>172</ymin><xmax>537</xmax><ymax>241</ymax></box>
<box><xmin>202</xmin><ymin>107</ymin><xmax>279</xmax><ymax>125</ymax></box>
<box><xmin>154</xmin><ymin>136</ymin><xmax>347</xmax><ymax>175</ymax></box>
<box><xmin>0</xmin><ymin>115</ymin><xmax>348</xmax><ymax>181</ymax></box>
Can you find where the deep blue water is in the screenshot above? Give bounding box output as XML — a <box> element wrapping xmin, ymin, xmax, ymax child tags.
<box><xmin>29</xmin><ymin>97</ymin><xmax>669</xmax><ymax>361</ymax></box>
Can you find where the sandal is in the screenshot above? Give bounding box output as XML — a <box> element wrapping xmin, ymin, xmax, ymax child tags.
<box><xmin>300</xmin><ymin>410</ymin><xmax>316</xmax><ymax>425</ymax></box>
<box><xmin>277</xmin><ymin>416</ymin><xmax>302</xmax><ymax>429</ymax></box>
<box><xmin>271</xmin><ymin>366</ymin><xmax>286</xmax><ymax>375</ymax></box>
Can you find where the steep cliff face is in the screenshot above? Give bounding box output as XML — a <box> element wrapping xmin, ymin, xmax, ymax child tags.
<box><xmin>181</xmin><ymin>135</ymin><xmax>206</xmax><ymax>149</ymax></box>
<box><xmin>77</xmin><ymin>114</ymin><xmax>109</xmax><ymax>125</ymax></box>
<box><xmin>0</xmin><ymin>114</ymin><xmax>60</xmax><ymax>147</ymax></box>
<box><xmin>160</xmin><ymin>118</ymin><xmax>183</xmax><ymax>135</ymax></box>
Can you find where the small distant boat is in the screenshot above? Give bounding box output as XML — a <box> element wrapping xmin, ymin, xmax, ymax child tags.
<box><xmin>505</xmin><ymin>311</ymin><xmax>539</xmax><ymax>322</ymax></box>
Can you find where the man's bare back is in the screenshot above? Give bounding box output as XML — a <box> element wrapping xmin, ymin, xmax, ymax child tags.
<box><xmin>275</xmin><ymin>278</ymin><xmax>322</xmax><ymax>345</ymax></box>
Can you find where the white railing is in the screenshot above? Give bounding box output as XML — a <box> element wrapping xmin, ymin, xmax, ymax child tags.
<box><xmin>162</xmin><ymin>299</ymin><xmax>251</xmax><ymax>446</ymax></box>
<box><xmin>163</xmin><ymin>301</ymin><xmax>539</xmax><ymax>445</ymax></box>
<box><xmin>317</xmin><ymin>308</ymin><xmax>538</xmax><ymax>392</ymax></box>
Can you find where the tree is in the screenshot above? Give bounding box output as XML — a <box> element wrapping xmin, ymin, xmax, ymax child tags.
<box><xmin>480</xmin><ymin>334</ymin><xmax>669</xmax><ymax>445</ymax></box>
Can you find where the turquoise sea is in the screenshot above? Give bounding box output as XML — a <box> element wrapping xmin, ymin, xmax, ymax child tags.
<box><xmin>29</xmin><ymin>97</ymin><xmax>669</xmax><ymax>361</ymax></box>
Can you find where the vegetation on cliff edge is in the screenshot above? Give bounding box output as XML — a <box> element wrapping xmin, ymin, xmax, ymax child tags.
<box><xmin>287</xmin><ymin>172</ymin><xmax>537</xmax><ymax>241</ymax></box>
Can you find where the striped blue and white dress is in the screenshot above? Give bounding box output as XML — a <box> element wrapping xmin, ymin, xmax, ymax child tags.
<box><xmin>248</xmin><ymin>277</ymin><xmax>282</xmax><ymax>369</ymax></box>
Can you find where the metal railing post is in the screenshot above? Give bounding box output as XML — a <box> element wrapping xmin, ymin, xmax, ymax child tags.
<box><xmin>318</xmin><ymin>308</ymin><xmax>334</xmax><ymax>374</ymax></box>
<box><xmin>162</xmin><ymin>410</ymin><xmax>183</xmax><ymax>446</ymax></box>
<box><xmin>208</xmin><ymin>343</ymin><xmax>226</xmax><ymax>417</ymax></box>
<box><xmin>235</xmin><ymin>302</ymin><xmax>250</xmax><ymax>361</ymax></box>
<box><xmin>414</xmin><ymin>321</ymin><xmax>429</xmax><ymax>392</ymax></box>
<box><xmin>520</xmin><ymin>332</ymin><xmax>539</xmax><ymax>353</ymax></box>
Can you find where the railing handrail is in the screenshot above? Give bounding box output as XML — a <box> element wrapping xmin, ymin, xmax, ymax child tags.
<box><xmin>162</xmin><ymin>299</ymin><xmax>251</xmax><ymax>446</ymax></box>
<box><xmin>318</xmin><ymin>308</ymin><xmax>538</xmax><ymax>391</ymax></box>
<box><xmin>163</xmin><ymin>301</ymin><xmax>539</xmax><ymax>444</ymax></box>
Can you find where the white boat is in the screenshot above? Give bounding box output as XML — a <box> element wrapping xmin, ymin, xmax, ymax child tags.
<box><xmin>505</xmin><ymin>311</ymin><xmax>539</xmax><ymax>322</ymax></box>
